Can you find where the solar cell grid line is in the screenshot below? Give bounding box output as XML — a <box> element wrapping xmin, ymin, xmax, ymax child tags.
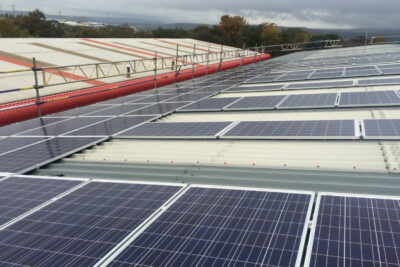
<box><xmin>338</xmin><ymin>91</ymin><xmax>400</xmax><ymax>107</ymax></box>
<box><xmin>223</xmin><ymin>84</ymin><xmax>285</xmax><ymax>93</ymax></box>
<box><xmin>63</xmin><ymin>116</ymin><xmax>157</xmax><ymax>137</ymax></box>
<box><xmin>46</xmin><ymin>105</ymin><xmax>117</xmax><ymax>117</ymax></box>
<box><xmin>104</xmin><ymin>185</ymin><xmax>313</xmax><ymax>267</ymax></box>
<box><xmin>177</xmin><ymin>97</ymin><xmax>240</xmax><ymax>112</ymax></box>
<box><xmin>116</xmin><ymin>121</ymin><xmax>234</xmax><ymax>139</ymax></box>
<box><xmin>277</xmin><ymin>93</ymin><xmax>338</xmax><ymax>109</ymax></box>
<box><xmin>286</xmin><ymin>80</ymin><xmax>355</xmax><ymax>90</ymax></box>
<box><xmin>357</xmin><ymin>77</ymin><xmax>400</xmax><ymax>86</ymax></box>
<box><xmin>0</xmin><ymin>117</ymin><xmax>68</xmax><ymax>137</ymax></box>
<box><xmin>305</xmin><ymin>193</ymin><xmax>400</xmax><ymax>267</ymax></box>
<box><xmin>0</xmin><ymin>137</ymin><xmax>49</xmax><ymax>156</ymax></box>
<box><xmin>362</xmin><ymin>119</ymin><xmax>400</xmax><ymax>140</ymax></box>
<box><xmin>15</xmin><ymin>117</ymin><xmax>111</xmax><ymax>137</ymax></box>
<box><xmin>0</xmin><ymin>137</ymin><xmax>106</xmax><ymax>173</ymax></box>
<box><xmin>82</xmin><ymin>103</ymin><xmax>150</xmax><ymax>117</ymax></box>
<box><xmin>124</xmin><ymin>102</ymin><xmax>191</xmax><ymax>116</ymax></box>
<box><xmin>0</xmin><ymin>180</ymin><xmax>184</xmax><ymax>266</ymax></box>
<box><xmin>0</xmin><ymin>176</ymin><xmax>84</xmax><ymax>227</ymax></box>
<box><xmin>224</xmin><ymin>95</ymin><xmax>287</xmax><ymax>111</ymax></box>
<box><xmin>221</xmin><ymin>120</ymin><xmax>357</xmax><ymax>140</ymax></box>
<box><xmin>129</xmin><ymin>94</ymin><xmax>181</xmax><ymax>104</ymax></box>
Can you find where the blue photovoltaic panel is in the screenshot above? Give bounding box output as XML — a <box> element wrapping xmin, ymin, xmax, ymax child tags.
<box><xmin>225</xmin><ymin>95</ymin><xmax>286</xmax><ymax>110</ymax></box>
<box><xmin>0</xmin><ymin>137</ymin><xmax>48</xmax><ymax>155</ymax></box>
<box><xmin>161</xmin><ymin>87</ymin><xmax>203</xmax><ymax>95</ymax></box>
<box><xmin>275</xmin><ymin>70</ymin><xmax>314</xmax><ymax>82</ymax></box>
<box><xmin>377</xmin><ymin>64</ymin><xmax>400</xmax><ymax>75</ymax></box>
<box><xmin>339</xmin><ymin>91</ymin><xmax>400</xmax><ymax>107</ymax></box>
<box><xmin>164</xmin><ymin>92</ymin><xmax>213</xmax><ymax>102</ymax></box>
<box><xmin>344</xmin><ymin>66</ymin><xmax>381</xmax><ymax>77</ymax></box>
<box><xmin>286</xmin><ymin>80</ymin><xmax>354</xmax><ymax>90</ymax></box>
<box><xmin>358</xmin><ymin>77</ymin><xmax>400</xmax><ymax>86</ymax></box>
<box><xmin>0</xmin><ymin>117</ymin><xmax>67</xmax><ymax>136</ymax></box>
<box><xmin>94</xmin><ymin>95</ymin><xmax>148</xmax><ymax>105</ymax></box>
<box><xmin>308</xmin><ymin>68</ymin><xmax>344</xmax><ymax>80</ymax></box>
<box><xmin>222</xmin><ymin>120</ymin><xmax>356</xmax><ymax>139</ymax></box>
<box><xmin>64</xmin><ymin>116</ymin><xmax>156</xmax><ymax>136</ymax></box>
<box><xmin>129</xmin><ymin>94</ymin><xmax>180</xmax><ymax>103</ymax></box>
<box><xmin>109</xmin><ymin>187</ymin><xmax>312</xmax><ymax>267</ymax></box>
<box><xmin>0</xmin><ymin>176</ymin><xmax>82</xmax><ymax>226</ymax></box>
<box><xmin>244</xmin><ymin>74</ymin><xmax>283</xmax><ymax>83</ymax></box>
<box><xmin>178</xmin><ymin>97</ymin><xmax>239</xmax><ymax>111</ymax></box>
<box><xmin>363</xmin><ymin>119</ymin><xmax>400</xmax><ymax>139</ymax></box>
<box><xmin>307</xmin><ymin>194</ymin><xmax>400</xmax><ymax>267</ymax></box>
<box><xmin>224</xmin><ymin>84</ymin><xmax>285</xmax><ymax>92</ymax></box>
<box><xmin>278</xmin><ymin>93</ymin><xmax>338</xmax><ymax>109</ymax></box>
<box><xmin>47</xmin><ymin>105</ymin><xmax>117</xmax><ymax>117</ymax></box>
<box><xmin>0</xmin><ymin>137</ymin><xmax>103</xmax><ymax>173</ymax></box>
<box><xmin>0</xmin><ymin>182</ymin><xmax>182</xmax><ymax>266</ymax></box>
<box><xmin>16</xmin><ymin>117</ymin><xmax>109</xmax><ymax>136</ymax></box>
<box><xmin>83</xmin><ymin>104</ymin><xmax>149</xmax><ymax>116</ymax></box>
<box><xmin>125</xmin><ymin>102</ymin><xmax>190</xmax><ymax>115</ymax></box>
<box><xmin>117</xmin><ymin>122</ymin><xmax>232</xmax><ymax>138</ymax></box>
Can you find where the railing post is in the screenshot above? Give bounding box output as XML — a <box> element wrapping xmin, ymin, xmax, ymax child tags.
<box><xmin>174</xmin><ymin>44</ymin><xmax>179</xmax><ymax>83</ymax></box>
<box><xmin>192</xmin><ymin>44</ymin><xmax>195</xmax><ymax>79</ymax></box>
<box><xmin>240</xmin><ymin>43</ymin><xmax>245</xmax><ymax>67</ymax></box>
<box><xmin>32</xmin><ymin>57</ymin><xmax>42</xmax><ymax>117</ymax></box>
<box><xmin>154</xmin><ymin>52</ymin><xmax>158</xmax><ymax>93</ymax></box>
<box><xmin>218</xmin><ymin>45</ymin><xmax>223</xmax><ymax>72</ymax></box>
<box><xmin>206</xmin><ymin>44</ymin><xmax>210</xmax><ymax>75</ymax></box>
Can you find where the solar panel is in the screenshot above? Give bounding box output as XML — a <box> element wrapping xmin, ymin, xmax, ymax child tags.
<box><xmin>124</xmin><ymin>102</ymin><xmax>190</xmax><ymax>115</ymax></box>
<box><xmin>16</xmin><ymin>117</ymin><xmax>109</xmax><ymax>136</ymax></box>
<box><xmin>84</xmin><ymin>104</ymin><xmax>149</xmax><ymax>116</ymax></box>
<box><xmin>339</xmin><ymin>91</ymin><xmax>400</xmax><ymax>107</ymax></box>
<box><xmin>165</xmin><ymin>92</ymin><xmax>214</xmax><ymax>102</ymax></box>
<box><xmin>224</xmin><ymin>84</ymin><xmax>285</xmax><ymax>92</ymax></box>
<box><xmin>344</xmin><ymin>66</ymin><xmax>381</xmax><ymax>77</ymax></box>
<box><xmin>117</xmin><ymin>122</ymin><xmax>233</xmax><ymax>139</ymax></box>
<box><xmin>358</xmin><ymin>77</ymin><xmax>400</xmax><ymax>86</ymax></box>
<box><xmin>0</xmin><ymin>137</ymin><xmax>104</xmax><ymax>173</ymax></box>
<box><xmin>64</xmin><ymin>116</ymin><xmax>156</xmax><ymax>136</ymax></box>
<box><xmin>286</xmin><ymin>80</ymin><xmax>354</xmax><ymax>90</ymax></box>
<box><xmin>106</xmin><ymin>186</ymin><xmax>313</xmax><ymax>267</ymax></box>
<box><xmin>244</xmin><ymin>74</ymin><xmax>283</xmax><ymax>84</ymax></box>
<box><xmin>222</xmin><ymin>120</ymin><xmax>357</xmax><ymax>139</ymax></box>
<box><xmin>129</xmin><ymin>94</ymin><xmax>180</xmax><ymax>103</ymax></box>
<box><xmin>275</xmin><ymin>70</ymin><xmax>314</xmax><ymax>82</ymax></box>
<box><xmin>0</xmin><ymin>176</ymin><xmax>82</xmax><ymax>226</ymax></box>
<box><xmin>306</xmin><ymin>193</ymin><xmax>400</xmax><ymax>267</ymax></box>
<box><xmin>0</xmin><ymin>118</ymin><xmax>67</xmax><ymax>136</ymax></box>
<box><xmin>161</xmin><ymin>87</ymin><xmax>203</xmax><ymax>94</ymax></box>
<box><xmin>47</xmin><ymin>105</ymin><xmax>116</xmax><ymax>117</ymax></box>
<box><xmin>94</xmin><ymin>95</ymin><xmax>147</xmax><ymax>105</ymax></box>
<box><xmin>0</xmin><ymin>181</ymin><xmax>182</xmax><ymax>266</ymax></box>
<box><xmin>0</xmin><ymin>137</ymin><xmax>49</xmax><ymax>155</ymax></box>
<box><xmin>308</xmin><ymin>68</ymin><xmax>344</xmax><ymax>80</ymax></box>
<box><xmin>225</xmin><ymin>95</ymin><xmax>286</xmax><ymax>110</ymax></box>
<box><xmin>362</xmin><ymin>119</ymin><xmax>400</xmax><ymax>139</ymax></box>
<box><xmin>278</xmin><ymin>93</ymin><xmax>338</xmax><ymax>109</ymax></box>
<box><xmin>178</xmin><ymin>97</ymin><xmax>239</xmax><ymax>112</ymax></box>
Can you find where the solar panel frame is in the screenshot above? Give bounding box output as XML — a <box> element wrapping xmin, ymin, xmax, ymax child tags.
<box><xmin>102</xmin><ymin>184</ymin><xmax>314</xmax><ymax>267</ymax></box>
<box><xmin>0</xmin><ymin>137</ymin><xmax>50</xmax><ymax>156</ymax></box>
<box><xmin>277</xmin><ymin>93</ymin><xmax>338</xmax><ymax>109</ymax></box>
<box><xmin>124</xmin><ymin>102</ymin><xmax>192</xmax><ymax>116</ymax></box>
<box><xmin>46</xmin><ymin>105</ymin><xmax>117</xmax><ymax>117</ymax></box>
<box><xmin>0</xmin><ymin>179</ymin><xmax>184</xmax><ymax>266</ymax></box>
<box><xmin>224</xmin><ymin>95</ymin><xmax>287</xmax><ymax>111</ymax></box>
<box><xmin>116</xmin><ymin>121</ymin><xmax>234</xmax><ymax>139</ymax></box>
<box><xmin>0</xmin><ymin>117</ymin><xmax>69</xmax><ymax>137</ymax></box>
<box><xmin>221</xmin><ymin>120</ymin><xmax>359</xmax><ymax>140</ymax></box>
<box><xmin>338</xmin><ymin>91</ymin><xmax>400</xmax><ymax>107</ymax></box>
<box><xmin>177</xmin><ymin>97</ymin><xmax>240</xmax><ymax>112</ymax></box>
<box><xmin>223</xmin><ymin>84</ymin><xmax>285</xmax><ymax>93</ymax></box>
<box><xmin>0</xmin><ymin>137</ymin><xmax>107</xmax><ymax>173</ymax></box>
<box><xmin>361</xmin><ymin>119</ymin><xmax>400</xmax><ymax>140</ymax></box>
<box><xmin>286</xmin><ymin>80</ymin><xmax>355</xmax><ymax>90</ymax></box>
<box><xmin>304</xmin><ymin>192</ymin><xmax>400</xmax><ymax>267</ymax></box>
<box><xmin>357</xmin><ymin>77</ymin><xmax>400</xmax><ymax>86</ymax></box>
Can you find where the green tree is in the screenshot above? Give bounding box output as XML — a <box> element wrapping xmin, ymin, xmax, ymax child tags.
<box><xmin>260</xmin><ymin>22</ymin><xmax>282</xmax><ymax>46</ymax></box>
<box><xmin>217</xmin><ymin>15</ymin><xmax>247</xmax><ymax>47</ymax></box>
<box><xmin>0</xmin><ymin>18</ymin><xmax>29</xmax><ymax>37</ymax></box>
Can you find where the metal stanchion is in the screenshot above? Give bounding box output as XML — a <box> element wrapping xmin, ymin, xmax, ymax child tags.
<box><xmin>174</xmin><ymin>44</ymin><xmax>179</xmax><ymax>83</ymax></box>
<box><xmin>206</xmin><ymin>44</ymin><xmax>210</xmax><ymax>75</ymax></box>
<box><xmin>32</xmin><ymin>57</ymin><xmax>42</xmax><ymax>117</ymax></box>
<box><xmin>154</xmin><ymin>52</ymin><xmax>158</xmax><ymax>94</ymax></box>
<box><xmin>192</xmin><ymin>44</ymin><xmax>196</xmax><ymax>79</ymax></box>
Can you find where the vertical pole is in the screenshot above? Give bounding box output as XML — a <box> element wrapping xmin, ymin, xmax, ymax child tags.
<box><xmin>192</xmin><ymin>44</ymin><xmax>195</xmax><ymax>79</ymax></box>
<box><xmin>218</xmin><ymin>45</ymin><xmax>223</xmax><ymax>72</ymax></box>
<box><xmin>174</xmin><ymin>44</ymin><xmax>179</xmax><ymax>83</ymax></box>
<box><xmin>154</xmin><ymin>52</ymin><xmax>158</xmax><ymax>93</ymax></box>
<box><xmin>32</xmin><ymin>57</ymin><xmax>42</xmax><ymax>117</ymax></box>
<box><xmin>240</xmin><ymin>43</ymin><xmax>245</xmax><ymax>67</ymax></box>
<box><xmin>206</xmin><ymin>44</ymin><xmax>210</xmax><ymax>75</ymax></box>
<box><xmin>364</xmin><ymin>30</ymin><xmax>368</xmax><ymax>53</ymax></box>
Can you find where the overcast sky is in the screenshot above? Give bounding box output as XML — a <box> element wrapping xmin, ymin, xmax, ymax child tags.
<box><xmin>4</xmin><ymin>0</ymin><xmax>400</xmax><ymax>28</ymax></box>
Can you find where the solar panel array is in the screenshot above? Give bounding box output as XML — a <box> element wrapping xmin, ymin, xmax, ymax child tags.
<box><xmin>362</xmin><ymin>119</ymin><xmax>400</xmax><ymax>139</ymax></box>
<box><xmin>108</xmin><ymin>187</ymin><xmax>312</xmax><ymax>267</ymax></box>
<box><xmin>117</xmin><ymin>122</ymin><xmax>233</xmax><ymax>139</ymax></box>
<box><xmin>225</xmin><ymin>95</ymin><xmax>286</xmax><ymax>110</ymax></box>
<box><xmin>339</xmin><ymin>91</ymin><xmax>400</xmax><ymax>107</ymax></box>
<box><xmin>306</xmin><ymin>194</ymin><xmax>400</xmax><ymax>267</ymax></box>
<box><xmin>177</xmin><ymin>97</ymin><xmax>239</xmax><ymax>111</ymax></box>
<box><xmin>278</xmin><ymin>93</ymin><xmax>337</xmax><ymax>109</ymax></box>
<box><xmin>221</xmin><ymin>120</ymin><xmax>357</xmax><ymax>139</ymax></box>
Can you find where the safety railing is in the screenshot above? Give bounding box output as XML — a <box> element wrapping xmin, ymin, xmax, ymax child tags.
<box><xmin>0</xmin><ymin>46</ymin><xmax>262</xmax><ymax>117</ymax></box>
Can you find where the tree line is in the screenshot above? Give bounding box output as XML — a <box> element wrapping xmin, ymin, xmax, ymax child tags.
<box><xmin>0</xmin><ymin>9</ymin><xmax>352</xmax><ymax>51</ymax></box>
